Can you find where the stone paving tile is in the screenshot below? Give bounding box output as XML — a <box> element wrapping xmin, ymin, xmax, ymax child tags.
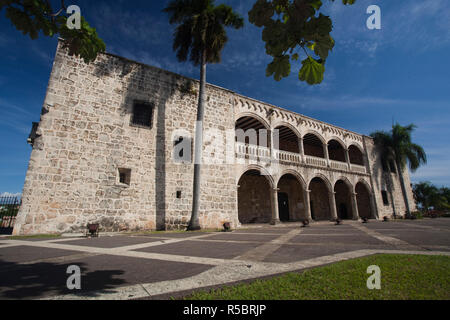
<box><xmin>58</xmin><ymin>236</ymin><xmax>166</xmax><ymax>248</ymax></box>
<box><xmin>234</xmin><ymin>228</ymin><xmax>296</xmax><ymax>234</ymax></box>
<box><xmin>300</xmin><ymin>227</ymin><xmax>366</xmax><ymax>235</ymax></box>
<box><xmin>377</xmin><ymin>230</ymin><xmax>450</xmax><ymax>247</ymax></box>
<box><xmin>134</xmin><ymin>240</ymin><xmax>262</xmax><ymax>259</ymax></box>
<box><xmin>205</xmin><ymin>233</ymin><xmax>281</xmax><ymax>242</ymax></box>
<box><xmin>290</xmin><ymin>234</ymin><xmax>386</xmax><ymax>245</ymax></box>
<box><xmin>132</xmin><ymin>232</ymin><xmax>216</xmax><ymax>239</ymax></box>
<box><xmin>0</xmin><ymin>254</ymin><xmax>212</xmax><ymax>300</ymax></box>
<box><xmin>262</xmin><ymin>244</ymin><xmax>387</xmax><ymax>263</ymax></box>
<box><xmin>0</xmin><ymin>246</ymin><xmax>80</xmax><ymax>264</ymax></box>
<box><xmin>363</xmin><ymin>222</ymin><xmax>423</xmax><ymax>230</ymax></box>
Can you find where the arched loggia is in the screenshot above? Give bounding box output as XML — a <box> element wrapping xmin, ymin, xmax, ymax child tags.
<box><xmin>334</xmin><ymin>180</ymin><xmax>354</xmax><ymax>220</ymax></box>
<box><xmin>308</xmin><ymin>177</ymin><xmax>333</xmax><ymax>220</ymax></box>
<box><xmin>328</xmin><ymin>140</ymin><xmax>346</xmax><ymax>162</ymax></box>
<box><xmin>277</xmin><ymin>173</ymin><xmax>306</xmax><ymax>222</ymax></box>
<box><xmin>237</xmin><ymin>170</ymin><xmax>273</xmax><ymax>224</ymax></box>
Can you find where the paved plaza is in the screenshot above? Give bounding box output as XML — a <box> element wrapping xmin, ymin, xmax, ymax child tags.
<box><xmin>0</xmin><ymin>219</ymin><xmax>449</xmax><ymax>300</ymax></box>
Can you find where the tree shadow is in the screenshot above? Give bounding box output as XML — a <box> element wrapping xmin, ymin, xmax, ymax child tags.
<box><xmin>87</xmin><ymin>52</ymin><xmax>186</xmax><ymax>231</ymax></box>
<box><xmin>0</xmin><ymin>259</ymin><xmax>126</xmax><ymax>299</ymax></box>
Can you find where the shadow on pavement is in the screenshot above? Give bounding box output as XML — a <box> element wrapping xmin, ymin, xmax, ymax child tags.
<box><xmin>0</xmin><ymin>259</ymin><xmax>126</xmax><ymax>300</ymax></box>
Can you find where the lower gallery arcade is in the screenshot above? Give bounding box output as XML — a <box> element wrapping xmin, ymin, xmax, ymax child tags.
<box><xmin>237</xmin><ymin>168</ymin><xmax>376</xmax><ymax>225</ymax></box>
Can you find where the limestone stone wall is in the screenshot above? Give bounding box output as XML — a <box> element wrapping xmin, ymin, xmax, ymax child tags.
<box><xmin>14</xmin><ymin>41</ymin><xmax>238</xmax><ymax>235</ymax></box>
<box><xmin>364</xmin><ymin>136</ymin><xmax>417</xmax><ymax>219</ymax></box>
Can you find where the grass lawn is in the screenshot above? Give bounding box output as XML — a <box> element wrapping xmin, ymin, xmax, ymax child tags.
<box><xmin>183</xmin><ymin>254</ymin><xmax>450</xmax><ymax>300</ymax></box>
<box><xmin>7</xmin><ymin>234</ymin><xmax>61</xmax><ymax>240</ymax></box>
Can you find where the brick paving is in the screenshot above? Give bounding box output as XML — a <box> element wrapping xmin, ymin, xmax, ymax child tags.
<box><xmin>0</xmin><ymin>219</ymin><xmax>449</xmax><ymax>300</ymax></box>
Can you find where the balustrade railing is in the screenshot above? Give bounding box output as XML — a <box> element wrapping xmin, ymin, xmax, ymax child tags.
<box><xmin>235</xmin><ymin>143</ymin><xmax>368</xmax><ymax>174</ymax></box>
<box><xmin>351</xmin><ymin>164</ymin><xmax>367</xmax><ymax>174</ymax></box>
<box><xmin>305</xmin><ymin>155</ymin><xmax>327</xmax><ymax>168</ymax></box>
<box><xmin>330</xmin><ymin>160</ymin><xmax>349</xmax><ymax>171</ymax></box>
<box><xmin>273</xmin><ymin>149</ymin><xmax>302</xmax><ymax>164</ymax></box>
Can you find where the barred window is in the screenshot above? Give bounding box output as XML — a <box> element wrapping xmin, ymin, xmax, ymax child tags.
<box><xmin>131</xmin><ymin>102</ymin><xmax>154</xmax><ymax>128</ymax></box>
<box><xmin>118</xmin><ymin>168</ymin><xmax>131</xmax><ymax>186</ymax></box>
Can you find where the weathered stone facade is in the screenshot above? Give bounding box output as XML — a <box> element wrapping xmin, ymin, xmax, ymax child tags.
<box><xmin>13</xmin><ymin>41</ymin><xmax>416</xmax><ymax>235</ymax></box>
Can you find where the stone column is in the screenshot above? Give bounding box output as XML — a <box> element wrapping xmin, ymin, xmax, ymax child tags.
<box><xmin>323</xmin><ymin>143</ymin><xmax>330</xmax><ymax>167</ymax></box>
<box><xmin>304</xmin><ymin>189</ymin><xmax>312</xmax><ymax>221</ymax></box>
<box><xmin>345</xmin><ymin>148</ymin><xmax>351</xmax><ymax>171</ymax></box>
<box><xmin>351</xmin><ymin>192</ymin><xmax>360</xmax><ymax>220</ymax></box>
<box><xmin>271</xmin><ymin>188</ymin><xmax>280</xmax><ymax>225</ymax></box>
<box><xmin>299</xmin><ymin>137</ymin><xmax>305</xmax><ymax>164</ymax></box>
<box><xmin>329</xmin><ymin>191</ymin><xmax>338</xmax><ymax>220</ymax></box>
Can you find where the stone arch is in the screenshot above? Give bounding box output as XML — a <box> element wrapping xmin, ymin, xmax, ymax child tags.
<box><xmin>272</xmin><ymin>121</ymin><xmax>301</xmax><ymax>139</ymax></box>
<box><xmin>355</xmin><ymin>178</ymin><xmax>372</xmax><ymax>194</ymax></box>
<box><xmin>348</xmin><ymin>144</ymin><xmax>365</xmax><ymax>166</ymax></box>
<box><xmin>328</xmin><ymin>138</ymin><xmax>347</xmax><ymax>162</ymax></box>
<box><xmin>237</xmin><ymin>168</ymin><xmax>274</xmax><ymax>224</ymax></box>
<box><xmin>235</xmin><ymin>112</ymin><xmax>270</xmax><ymax>130</ymax></box>
<box><xmin>277</xmin><ymin>169</ymin><xmax>307</xmax><ymax>190</ymax></box>
<box><xmin>308</xmin><ymin>173</ymin><xmax>333</xmax><ymax>193</ymax></box>
<box><xmin>308</xmin><ymin>175</ymin><xmax>332</xmax><ymax>221</ymax></box>
<box><xmin>355</xmin><ymin>181</ymin><xmax>373</xmax><ymax>219</ymax></box>
<box><xmin>274</xmin><ymin>124</ymin><xmax>300</xmax><ymax>153</ymax></box>
<box><xmin>334</xmin><ymin>176</ymin><xmax>353</xmax><ymax>190</ymax></box>
<box><xmin>303</xmin><ymin>131</ymin><xmax>326</xmax><ymax>158</ymax></box>
<box><xmin>327</xmin><ymin>136</ymin><xmax>347</xmax><ymax>149</ymax></box>
<box><xmin>235</xmin><ymin>114</ymin><xmax>271</xmax><ymax>148</ymax></box>
<box><xmin>302</xmin><ymin>130</ymin><xmax>326</xmax><ymax>145</ymax></box>
<box><xmin>334</xmin><ymin>178</ymin><xmax>354</xmax><ymax>220</ymax></box>
<box><xmin>277</xmin><ymin>172</ymin><xmax>307</xmax><ymax>222</ymax></box>
<box><xmin>236</xmin><ymin>165</ymin><xmax>275</xmax><ymax>188</ymax></box>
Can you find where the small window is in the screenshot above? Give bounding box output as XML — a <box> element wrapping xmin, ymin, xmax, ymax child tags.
<box><xmin>381</xmin><ymin>191</ymin><xmax>389</xmax><ymax>206</ymax></box>
<box><xmin>131</xmin><ymin>101</ymin><xmax>154</xmax><ymax>128</ymax></box>
<box><xmin>176</xmin><ymin>191</ymin><xmax>182</xmax><ymax>199</ymax></box>
<box><xmin>173</xmin><ymin>136</ymin><xmax>192</xmax><ymax>163</ymax></box>
<box><xmin>118</xmin><ymin>168</ymin><xmax>131</xmax><ymax>186</ymax></box>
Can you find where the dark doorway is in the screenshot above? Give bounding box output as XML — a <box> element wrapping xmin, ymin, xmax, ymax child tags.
<box><xmin>278</xmin><ymin>192</ymin><xmax>290</xmax><ymax>222</ymax></box>
<box><xmin>338</xmin><ymin>203</ymin><xmax>348</xmax><ymax>220</ymax></box>
<box><xmin>310</xmin><ymin>201</ymin><xmax>315</xmax><ymax>220</ymax></box>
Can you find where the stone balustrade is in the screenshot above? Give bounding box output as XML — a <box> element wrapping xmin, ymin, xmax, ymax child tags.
<box><xmin>236</xmin><ymin>143</ymin><xmax>368</xmax><ymax>174</ymax></box>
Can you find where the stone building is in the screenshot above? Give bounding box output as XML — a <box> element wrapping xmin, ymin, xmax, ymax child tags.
<box><xmin>13</xmin><ymin>41</ymin><xmax>416</xmax><ymax>235</ymax></box>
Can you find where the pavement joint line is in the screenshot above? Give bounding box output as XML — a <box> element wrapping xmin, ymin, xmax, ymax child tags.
<box><xmin>0</xmin><ymin>239</ymin><xmax>257</xmax><ymax>266</ymax></box>
<box><xmin>40</xmin><ymin>249</ymin><xmax>450</xmax><ymax>300</ymax></box>
<box><xmin>113</xmin><ymin>232</ymin><xmax>220</xmax><ymax>251</ymax></box>
<box><xmin>350</xmin><ymin>223</ymin><xmax>422</xmax><ymax>249</ymax></box>
<box><xmin>233</xmin><ymin>229</ymin><xmax>302</xmax><ymax>262</ymax></box>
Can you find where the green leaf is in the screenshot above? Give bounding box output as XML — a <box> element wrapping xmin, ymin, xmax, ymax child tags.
<box><xmin>266</xmin><ymin>55</ymin><xmax>291</xmax><ymax>81</ymax></box>
<box><xmin>314</xmin><ymin>35</ymin><xmax>335</xmax><ymax>60</ymax></box>
<box><xmin>299</xmin><ymin>57</ymin><xmax>325</xmax><ymax>85</ymax></box>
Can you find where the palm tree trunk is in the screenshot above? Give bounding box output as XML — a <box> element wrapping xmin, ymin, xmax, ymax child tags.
<box><xmin>395</xmin><ymin>160</ymin><xmax>412</xmax><ymax>217</ymax></box>
<box><xmin>188</xmin><ymin>50</ymin><xmax>206</xmax><ymax>231</ymax></box>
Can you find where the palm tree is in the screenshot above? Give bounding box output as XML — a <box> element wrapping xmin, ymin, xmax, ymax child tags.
<box><xmin>371</xmin><ymin>123</ymin><xmax>427</xmax><ymax>218</ymax></box>
<box><xmin>163</xmin><ymin>0</ymin><xmax>244</xmax><ymax>230</ymax></box>
<box><xmin>413</xmin><ymin>181</ymin><xmax>445</xmax><ymax>213</ymax></box>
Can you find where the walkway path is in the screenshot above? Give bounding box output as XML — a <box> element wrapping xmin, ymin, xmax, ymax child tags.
<box><xmin>0</xmin><ymin>219</ymin><xmax>449</xmax><ymax>300</ymax></box>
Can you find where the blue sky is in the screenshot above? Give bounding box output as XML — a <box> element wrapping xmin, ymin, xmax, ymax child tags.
<box><xmin>1</xmin><ymin>0</ymin><xmax>450</xmax><ymax>196</ymax></box>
